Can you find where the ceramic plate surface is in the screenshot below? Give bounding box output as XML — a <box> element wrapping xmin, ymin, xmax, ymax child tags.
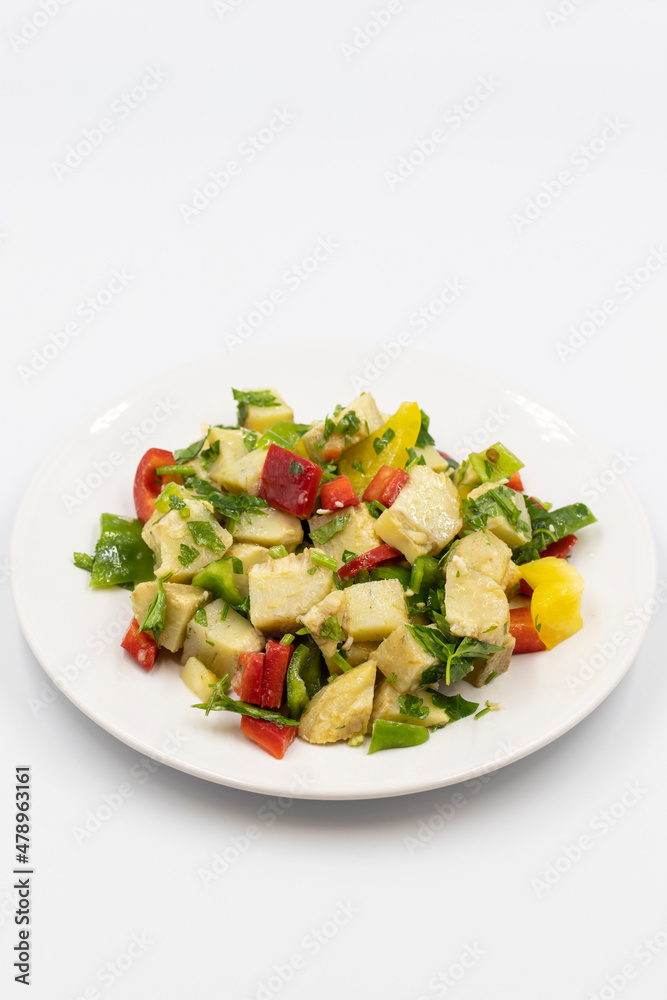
<box><xmin>11</xmin><ymin>345</ymin><xmax>656</xmax><ymax>799</ymax></box>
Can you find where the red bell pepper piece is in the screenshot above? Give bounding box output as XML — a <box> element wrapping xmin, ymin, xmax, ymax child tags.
<box><xmin>261</xmin><ymin>639</ymin><xmax>294</xmax><ymax>709</ymax></box>
<box><xmin>120</xmin><ymin>617</ymin><xmax>158</xmax><ymax>671</ymax></box>
<box><xmin>258</xmin><ymin>444</ymin><xmax>323</xmax><ymax>519</ymax></box>
<box><xmin>509</xmin><ymin>607</ymin><xmax>546</xmax><ymax>654</ymax></box>
<box><xmin>239</xmin><ymin>651</ymin><xmax>265</xmax><ymax>705</ymax></box>
<box><xmin>133</xmin><ymin>448</ymin><xmax>180</xmax><ymax>523</ymax></box>
<box><xmin>543</xmin><ymin>534</ymin><xmax>578</xmax><ymax>559</ymax></box>
<box><xmin>320</xmin><ymin>475</ymin><xmax>359</xmax><ymax>510</ymax></box>
<box><xmin>507</xmin><ymin>472</ymin><xmax>524</xmax><ymax>491</ymax></box>
<box><xmin>240</xmin><ymin>717</ymin><xmax>297</xmax><ymax>759</ymax></box>
<box><xmin>519</xmin><ymin>579</ymin><xmax>534</xmax><ymax>598</ymax></box>
<box><xmin>362</xmin><ymin>466</ymin><xmax>409</xmax><ymax>507</ymax></box>
<box><xmin>337</xmin><ymin>543</ymin><xmax>403</xmax><ymax>580</ymax></box>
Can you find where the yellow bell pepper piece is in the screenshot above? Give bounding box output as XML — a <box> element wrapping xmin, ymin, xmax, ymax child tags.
<box><xmin>338</xmin><ymin>401</ymin><xmax>421</xmax><ymax>492</ymax></box>
<box><xmin>519</xmin><ymin>557</ymin><xmax>585</xmax><ymax>650</ymax></box>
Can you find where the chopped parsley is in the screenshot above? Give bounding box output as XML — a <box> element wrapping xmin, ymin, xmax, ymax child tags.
<box><xmin>187</xmin><ymin>521</ymin><xmax>226</xmax><ymax>553</ymax></box>
<box><xmin>310</xmin><ymin>514</ymin><xmax>350</xmax><ymax>545</ymax></box>
<box><xmin>386</xmin><ymin>672</ymin><xmax>398</xmax><ymax>684</ymax></box>
<box><xmin>185</xmin><ymin>478</ymin><xmax>268</xmax><ymax>525</ymax></box>
<box><xmin>178</xmin><ymin>543</ymin><xmax>200</xmax><ymax>567</ymax></box>
<box><xmin>289</xmin><ymin>460</ymin><xmax>304</xmax><ymax>476</ymax></box>
<box><xmin>373</xmin><ymin>428</ymin><xmax>396</xmax><ymax>454</ymax></box>
<box><xmin>408</xmin><ymin>623</ymin><xmax>504</xmax><ymax>686</ymax></box>
<box><xmin>320</xmin><ymin>616</ymin><xmax>346</xmax><ymax>641</ymax></box>
<box><xmin>416</xmin><ymin>409</ymin><xmax>435</xmax><ymax>448</ymax></box>
<box><xmin>405</xmin><ymin>446</ymin><xmax>426</xmax><ymax>472</ymax></box>
<box><xmin>366</xmin><ymin>500</ymin><xmax>386</xmax><ymax>519</ymax></box>
<box><xmin>475</xmin><ymin>700</ymin><xmax>501</xmax><ymax>720</ymax></box>
<box><xmin>232</xmin><ymin>388</ymin><xmax>279</xmax><ymax>425</ymax></box>
<box><xmin>398</xmin><ymin>693</ymin><xmax>429</xmax><ymax>720</ymax></box>
<box><xmin>174</xmin><ymin>436</ymin><xmax>207</xmax><ymax>464</ymax></box>
<box><xmin>199</xmin><ymin>440</ymin><xmax>220</xmax><ymax>470</ymax></box>
<box><xmin>352</xmin><ymin>461</ymin><xmax>364</xmax><ymax>474</ymax></box>
<box><xmin>193</xmin><ymin>606</ymin><xmax>208</xmax><ymax>627</ymax></box>
<box><xmin>138</xmin><ymin>578</ymin><xmax>167</xmax><ymax>646</ymax></box>
<box><xmin>426</xmin><ymin>689</ymin><xmax>479</xmax><ymax>720</ymax></box>
<box><xmin>342</xmin><ymin>549</ymin><xmax>357</xmax><ymax>564</ymax></box>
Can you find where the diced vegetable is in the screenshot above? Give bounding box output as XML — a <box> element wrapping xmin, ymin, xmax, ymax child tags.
<box><xmin>286</xmin><ymin>645</ymin><xmax>311</xmax><ymax>719</ymax></box>
<box><xmin>180</xmin><ymin>656</ymin><xmax>219</xmax><ymax>702</ymax></box>
<box><xmin>336</xmin><ymin>544</ymin><xmax>401</xmax><ymax>580</ymax></box>
<box><xmin>509</xmin><ymin>607</ymin><xmax>546</xmax><ymax>654</ymax></box>
<box><xmin>261</xmin><ymin>639</ymin><xmax>294</xmax><ymax>709</ymax></box>
<box><xmin>464</xmin><ymin>635</ymin><xmax>515</xmax><ymax>686</ymax></box>
<box><xmin>239</xmin><ymin>650</ymin><xmax>265</xmax><ymax>704</ymax></box>
<box><xmin>368</xmin><ymin>720</ymin><xmax>429</xmax><ymax>754</ymax></box>
<box><xmin>131</xmin><ymin>581</ymin><xmax>208</xmax><ymax>652</ymax></box>
<box><xmin>248</xmin><ymin>550</ymin><xmax>333</xmax><ymax>633</ymax></box>
<box><xmin>142</xmin><ymin>485</ymin><xmax>232</xmax><ymax>582</ymax></box>
<box><xmin>373</xmin><ymin>623</ymin><xmax>439</xmax><ymax>693</ymax></box>
<box><xmin>120</xmin><ymin>617</ymin><xmax>158</xmax><ymax>671</ymax></box>
<box><xmin>375</xmin><ymin>465</ymin><xmax>462</xmax><ymax>563</ymax></box>
<box><xmin>467</xmin><ymin>442</ymin><xmax>524</xmax><ymax>486</ymax></box>
<box><xmin>298</xmin><ymin>661</ymin><xmax>376</xmax><ymax>744</ymax></box>
<box><xmin>409</xmin><ymin>554</ymin><xmax>440</xmax><ymax>595</ymax></box>
<box><xmin>181</xmin><ymin>600</ymin><xmax>264</xmax><ymax>677</ymax></box>
<box><xmin>343</xmin><ymin>579</ymin><xmax>408</xmax><ymax>642</ymax></box>
<box><xmin>463</xmin><ymin>482</ymin><xmax>532</xmax><ymax>549</ymax></box>
<box><xmin>89</xmin><ymin>514</ymin><xmax>155</xmax><ymax>588</ymax></box>
<box><xmin>338</xmin><ymin>402</ymin><xmax>422</xmax><ymax>492</ymax></box>
<box><xmin>362</xmin><ymin>466</ymin><xmax>409</xmax><ymax>507</ymax></box>
<box><xmin>225</xmin><ymin>542</ymin><xmax>272</xmax><ymax>597</ymax></box>
<box><xmin>371</xmin><ymin>682</ymin><xmax>450</xmax><ymax>728</ymax></box>
<box><xmin>308</xmin><ymin>504</ymin><xmax>381</xmax><ymax>569</ymax></box>
<box><xmin>507</xmin><ymin>472</ymin><xmax>523</xmax><ymax>491</ymax></box>
<box><xmin>258</xmin><ymin>444</ymin><xmax>323</xmax><ymax>518</ymax></box>
<box><xmin>543</xmin><ymin>534</ymin><xmax>578</xmax><ymax>559</ymax></box>
<box><xmin>133</xmin><ymin>448</ymin><xmax>180</xmax><ymax>523</ymax></box>
<box><xmin>230</xmin><ymin>507</ymin><xmax>303</xmax><ymax>550</ymax></box>
<box><xmin>444</xmin><ymin>555</ymin><xmax>509</xmax><ymax>645</ymax></box>
<box><xmin>302</xmin><ymin>394</ymin><xmax>384</xmax><ymax>462</ymax></box>
<box><xmin>235</xmin><ymin>387</ymin><xmax>294</xmax><ymax>433</ymax></box>
<box><xmin>320</xmin><ymin>476</ymin><xmax>359</xmax><ymax>510</ymax></box>
<box><xmin>519</xmin><ymin>557</ymin><xmax>585</xmax><ymax>650</ymax></box>
<box><xmin>448</xmin><ymin>530</ymin><xmax>512</xmax><ymax>586</ymax></box>
<box><xmin>240</xmin><ymin>717</ymin><xmax>297</xmax><ymax>759</ymax></box>
<box><xmin>192</xmin><ymin>558</ymin><xmax>246</xmax><ymax>611</ymax></box>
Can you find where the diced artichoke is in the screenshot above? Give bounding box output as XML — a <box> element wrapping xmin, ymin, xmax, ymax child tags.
<box><xmin>373</xmin><ymin>622</ymin><xmax>439</xmax><ymax>693</ymax></box>
<box><xmin>371</xmin><ymin>681</ymin><xmax>450</xmax><ymax>728</ymax></box>
<box><xmin>131</xmin><ymin>581</ymin><xmax>208</xmax><ymax>652</ymax></box>
<box><xmin>181</xmin><ymin>599</ymin><xmax>263</xmax><ymax>678</ymax></box>
<box><xmin>343</xmin><ymin>579</ymin><xmax>408</xmax><ymax>642</ymax></box>
<box><xmin>180</xmin><ymin>656</ymin><xmax>219</xmax><ymax>703</ymax></box>
<box><xmin>248</xmin><ymin>550</ymin><xmax>333</xmax><ymax>633</ymax></box>
<box><xmin>464</xmin><ymin>635</ymin><xmax>515</xmax><ymax>687</ymax></box>
<box><xmin>141</xmin><ymin>488</ymin><xmax>232</xmax><ymax>582</ymax></box>
<box><xmin>242</xmin><ymin>388</ymin><xmax>293</xmax><ymax>433</ymax></box>
<box><xmin>448</xmin><ymin>530</ymin><xmax>511</xmax><ymax>585</ymax></box>
<box><xmin>444</xmin><ymin>554</ymin><xmax>509</xmax><ymax>644</ymax></box>
<box><xmin>466</xmin><ymin>481</ymin><xmax>532</xmax><ymax>548</ymax></box>
<box><xmin>308</xmin><ymin>504</ymin><xmax>380</xmax><ymax>567</ymax></box>
<box><xmin>213</xmin><ymin>447</ymin><xmax>268</xmax><ymax>496</ymax></box>
<box><xmin>298</xmin><ymin>660</ymin><xmax>376</xmax><ymax>744</ymax></box>
<box><xmin>375</xmin><ymin>465</ymin><xmax>462</xmax><ymax>563</ymax></box>
<box><xmin>206</xmin><ymin>428</ymin><xmax>249</xmax><ymax>484</ymax></box>
<box><xmin>501</xmin><ymin>560</ymin><xmax>521</xmax><ymax>595</ymax></box>
<box><xmin>302</xmin><ymin>393</ymin><xmax>384</xmax><ymax>461</ymax></box>
<box><xmin>231</xmin><ymin>507</ymin><xmax>303</xmax><ymax>550</ymax></box>
<box><xmin>225</xmin><ymin>542</ymin><xmax>272</xmax><ymax>597</ymax></box>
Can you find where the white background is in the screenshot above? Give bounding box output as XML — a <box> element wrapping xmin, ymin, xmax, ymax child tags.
<box><xmin>2</xmin><ymin>2</ymin><xmax>667</xmax><ymax>998</ymax></box>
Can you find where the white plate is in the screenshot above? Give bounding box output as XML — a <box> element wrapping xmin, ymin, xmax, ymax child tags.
<box><xmin>11</xmin><ymin>345</ymin><xmax>656</xmax><ymax>800</ymax></box>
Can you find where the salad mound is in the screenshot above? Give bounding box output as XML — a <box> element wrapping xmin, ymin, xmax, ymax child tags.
<box><xmin>74</xmin><ymin>387</ymin><xmax>597</xmax><ymax>760</ymax></box>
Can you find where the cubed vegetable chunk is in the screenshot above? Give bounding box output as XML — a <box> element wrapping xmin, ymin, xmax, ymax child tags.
<box><xmin>180</xmin><ymin>656</ymin><xmax>219</xmax><ymax>702</ymax></box>
<box><xmin>141</xmin><ymin>488</ymin><xmax>232</xmax><ymax>581</ymax></box>
<box><xmin>464</xmin><ymin>635</ymin><xmax>515</xmax><ymax>687</ymax></box>
<box><xmin>298</xmin><ymin>661</ymin><xmax>376</xmax><ymax>744</ymax></box>
<box><xmin>205</xmin><ymin>428</ymin><xmax>249</xmax><ymax>485</ymax></box>
<box><xmin>448</xmin><ymin>530</ymin><xmax>512</xmax><ymax>585</ymax></box>
<box><xmin>231</xmin><ymin>507</ymin><xmax>303</xmax><ymax>550</ymax></box>
<box><xmin>248</xmin><ymin>550</ymin><xmax>333</xmax><ymax>633</ymax></box>
<box><xmin>241</xmin><ymin>388</ymin><xmax>294</xmax><ymax>433</ymax></box>
<box><xmin>445</xmin><ymin>554</ymin><xmax>509</xmax><ymax>644</ymax></box>
<box><xmin>373</xmin><ymin>623</ymin><xmax>439</xmax><ymax>692</ymax></box>
<box><xmin>181</xmin><ymin>599</ymin><xmax>264</xmax><ymax>677</ymax></box>
<box><xmin>214</xmin><ymin>447</ymin><xmax>268</xmax><ymax>496</ymax></box>
<box><xmin>371</xmin><ymin>682</ymin><xmax>450</xmax><ymax>727</ymax></box>
<box><xmin>466</xmin><ymin>481</ymin><xmax>532</xmax><ymax>548</ymax></box>
<box><xmin>344</xmin><ymin>579</ymin><xmax>408</xmax><ymax>642</ymax></box>
<box><xmin>302</xmin><ymin>394</ymin><xmax>384</xmax><ymax>462</ymax></box>
<box><xmin>225</xmin><ymin>542</ymin><xmax>272</xmax><ymax>597</ymax></box>
<box><xmin>375</xmin><ymin>466</ymin><xmax>462</xmax><ymax>563</ymax></box>
<box><xmin>131</xmin><ymin>581</ymin><xmax>208</xmax><ymax>652</ymax></box>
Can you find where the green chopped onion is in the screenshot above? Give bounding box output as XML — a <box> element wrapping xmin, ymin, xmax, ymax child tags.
<box><xmin>311</xmin><ymin>551</ymin><xmax>337</xmax><ymax>571</ymax></box>
<box><xmin>155</xmin><ymin>465</ymin><xmax>196</xmax><ymax>477</ymax></box>
<box><xmin>269</xmin><ymin>545</ymin><xmax>289</xmax><ymax>559</ymax></box>
<box><xmin>331</xmin><ymin>651</ymin><xmax>352</xmax><ymax>673</ymax></box>
<box><xmin>280</xmin><ymin>634</ymin><xmax>295</xmax><ymax>645</ymax></box>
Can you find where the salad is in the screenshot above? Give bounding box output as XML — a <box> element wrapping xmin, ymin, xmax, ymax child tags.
<box><xmin>74</xmin><ymin>387</ymin><xmax>596</xmax><ymax>760</ymax></box>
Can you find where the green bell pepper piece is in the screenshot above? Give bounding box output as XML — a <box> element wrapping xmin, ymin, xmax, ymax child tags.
<box><xmin>89</xmin><ymin>514</ymin><xmax>155</xmax><ymax>588</ymax></box>
<box><xmin>467</xmin><ymin>442</ymin><xmax>523</xmax><ymax>485</ymax></box>
<box><xmin>410</xmin><ymin>555</ymin><xmax>440</xmax><ymax>595</ymax></box>
<box><xmin>367</xmin><ymin>719</ymin><xmax>430</xmax><ymax>754</ymax></box>
<box><xmin>258</xmin><ymin>421</ymin><xmax>311</xmax><ymax>451</ymax></box>
<box><xmin>286</xmin><ymin>645</ymin><xmax>310</xmax><ymax>719</ymax></box>
<box><xmin>370</xmin><ymin>565</ymin><xmax>412</xmax><ymax>589</ymax></box>
<box><xmin>192</xmin><ymin>558</ymin><xmax>246</xmax><ymax>610</ymax></box>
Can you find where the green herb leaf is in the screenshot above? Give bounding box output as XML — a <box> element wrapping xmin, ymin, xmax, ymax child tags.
<box><xmin>174</xmin><ymin>436</ymin><xmax>207</xmax><ymax>464</ymax></box>
<box><xmin>185</xmin><ymin>478</ymin><xmax>268</xmax><ymax>525</ymax></box>
<box><xmin>398</xmin><ymin>693</ymin><xmax>429</xmax><ymax>720</ymax></box>
<box><xmin>416</xmin><ymin>410</ymin><xmax>435</xmax><ymax>448</ymax></box>
<box><xmin>405</xmin><ymin>447</ymin><xmax>427</xmax><ymax>472</ymax></box>
<box><xmin>194</xmin><ymin>676</ymin><xmax>298</xmax><ymax>726</ymax></box>
<box><xmin>320</xmin><ymin>616</ymin><xmax>346</xmax><ymax>641</ymax></box>
<box><xmin>426</xmin><ymin>689</ymin><xmax>479</xmax><ymax>720</ymax></box>
<box><xmin>373</xmin><ymin>428</ymin><xmax>396</xmax><ymax>454</ymax></box>
<box><xmin>408</xmin><ymin>624</ymin><xmax>504</xmax><ymax>686</ymax></box>
<box><xmin>178</xmin><ymin>543</ymin><xmax>200</xmax><ymax>567</ymax></box>
<box><xmin>138</xmin><ymin>577</ymin><xmax>167</xmax><ymax>646</ymax></box>
<box><xmin>342</xmin><ymin>549</ymin><xmax>357</xmax><ymax>564</ymax></box>
<box><xmin>352</xmin><ymin>461</ymin><xmax>364</xmax><ymax>474</ymax></box>
<box><xmin>386</xmin><ymin>672</ymin><xmax>398</xmax><ymax>684</ymax></box>
<box><xmin>187</xmin><ymin>521</ymin><xmax>227</xmax><ymax>553</ymax></box>
<box><xmin>289</xmin><ymin>460</ymin><xmax>304</xmax><ymax>476</ymax></box>
<box><xmin>193</xmin><ymin>606</ymin><xmax>208</xmax><ymax>626</ymax></box>
<box><xmin>269</xmin><ymin>545</ymin><xmax>288</xmax><ymax>559</ymax></box>
<box><xmin>232</xmin><ymin>388</ymin><xmax>279</xmax><ymax>425</ymax></box>
<box><xmin>199</xmin><ymin>440</ymin><xmax>221</xmax><ymax>470</ymax></box>
<box><xmin>310</xmin><ymin>514</ymin><xmax>350</xmax><ymax>545</ymax></box>
<box><xmin>366</xmin><ymin>500</ymin><xmax>386</xmax><ymax>519</ymax></box>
